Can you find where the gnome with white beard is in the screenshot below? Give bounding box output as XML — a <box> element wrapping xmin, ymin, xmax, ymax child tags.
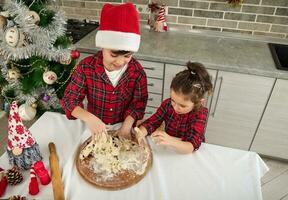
<box><xmin>6</xmin><ymin>101</ymin><xmax>42</xmax><ymax>170</ymax></box>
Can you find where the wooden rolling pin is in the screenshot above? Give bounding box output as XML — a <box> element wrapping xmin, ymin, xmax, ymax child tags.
<box><xmin>49</xmin><ymin>142</ymin><xmax>65</xmax><ymax>200</ymax></box>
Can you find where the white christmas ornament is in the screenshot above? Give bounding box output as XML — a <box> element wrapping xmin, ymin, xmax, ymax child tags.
<box><xmin>43</xmin><ymin>71</ymin><xmax>57</xmax><ymax>84</ymax></box>
<box><xmin>8</xmin><ymin>68</ymin><xmax>21</xmax><ymax>81</ymax></box>
<box><xmin>4</xmin><ymin>27</ymin><xmax>26</xmax><ymax>47</ymax></box>
<box><xmin>18</xmin><ymin>103</ymin><xmax>37</xmax><ymax>121</ymax></box>
<box><xmin>27</xmin><ymin>11</ymin><xmax>40</xmax><ymax>25</ymax></box>
<box><xmin>5</xmin><ymin>27</ymin><xmax>20</xmax><ymax>47</ymax></box>
<box><xmin>60</xmin><ymin>55</ymin><xmax>72</xmax><ymax>65</ymax></box>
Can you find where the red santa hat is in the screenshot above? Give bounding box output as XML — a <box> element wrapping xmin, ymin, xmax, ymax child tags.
<box><xmin>7</xmin><ymin>101</ymin><xmax>36</xmax><ymax>151</ymax></box>
<box><xmin>95</xmin><ymin>3</ymin><xmax>141</xmax><ymax>52</ymax></box>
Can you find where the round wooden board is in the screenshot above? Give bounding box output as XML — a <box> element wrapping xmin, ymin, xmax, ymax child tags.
<box><xmin>75</xmin><ymin>136</ymin><xmax>152</xmax><ymax>190</ymax></box>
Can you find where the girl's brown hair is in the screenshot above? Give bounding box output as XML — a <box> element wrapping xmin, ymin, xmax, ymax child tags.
<box><xmin>170</xmin><ymin>61</ymin><xmax>213</xmax><ymax>111</ymax></box>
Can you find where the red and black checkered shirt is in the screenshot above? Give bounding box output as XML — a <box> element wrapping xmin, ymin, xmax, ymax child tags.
<box><xmin>141</xmin><ymin>98</ymin><xmax>208</xmax><ymax>150</ymax></box>
<box><xmin>61</xmin><ymin>51</ymin><xmax>148</xmax><ymax>125</ymax></box>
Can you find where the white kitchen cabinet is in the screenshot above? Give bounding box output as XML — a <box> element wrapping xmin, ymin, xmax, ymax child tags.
<box><xmin>139</xmin><ymin>60</ymin><xmax>164</xmax><ymax>79</ymax></box>
<box><xmin>163</xmin><ymin>64</ymin><xmax>217</xmax><ymax>109</ymax></box>
<box><xmin>250</xmin><ymin>79</ymin><xmax>288</xmax><ymax>159</ymax></box>
<box><xmin>139</xmin><ymin>60</ymin><xmax>164</xmax><ymax>119</ymax></box>
<box><xmin>147</xmin><ymin>78</ymin><xmax>163</xmax><ymax>94</ymax></box>
<box><xmin>206</xmin><ymin>71</ymin><xmax>274</xmax><ymax>150</ymax></box>
<box><xmin>146</xmin><ymin>93</ymin><xmax>162</xmax><ymax>108</ymax></box>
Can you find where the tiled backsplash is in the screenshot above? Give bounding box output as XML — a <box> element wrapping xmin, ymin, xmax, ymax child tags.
<box><xmin>1</xmin><ymin>0</ymin><xmax>287</xmax><ymax>39</ymax></box>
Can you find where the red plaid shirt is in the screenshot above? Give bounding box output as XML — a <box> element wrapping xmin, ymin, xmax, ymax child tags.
<box><xmin>61</xmin><ymin>51</ymin><xmax>148</xmax><ymax>125</ymax></box>
<box><xmin>141</xmin><ymin>98</ymin><xmax>208</xmax><ymax>150</ymax></box>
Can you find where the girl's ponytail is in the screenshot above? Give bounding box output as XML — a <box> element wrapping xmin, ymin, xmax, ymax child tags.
<box><xmin>186</xmin><ymin>62</ymin><xmax>213</xmax><ymax>95</ymax></box>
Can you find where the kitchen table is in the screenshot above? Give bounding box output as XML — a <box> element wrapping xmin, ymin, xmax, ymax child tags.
<box><xmin>0</xmin><ymin>112</ymin><xmax>269</xmax><ymax>200</ymax></box>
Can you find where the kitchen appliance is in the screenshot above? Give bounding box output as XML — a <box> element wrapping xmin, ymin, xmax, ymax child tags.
<box><xmin>66</xmin><ymin>19</ymin><xmax>99</xmax><ymax>44</ymax></box>
<box><xmin>268</xmin><ymin>43</ymin><xmax>288</xmax><ymax>71</ymax></box>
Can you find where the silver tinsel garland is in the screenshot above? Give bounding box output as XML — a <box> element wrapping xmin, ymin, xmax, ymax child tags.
<box><xmin>0</xmin><ymin>0</ymin><xmax>72</xmax><ymax>62</ymax></box>
<box><xmin>0</xmin><ymin>58</ymin><xmax>8</xmax><ymax>81</ymax></box>
<box><xmin>0</xmin><ymin>43</ymin><xmax>71</xmax><ymax>61</ymax></box>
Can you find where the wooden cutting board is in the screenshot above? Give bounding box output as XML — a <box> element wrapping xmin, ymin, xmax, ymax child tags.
<box><xmin>75</xmin><ymin>133</ymin><xmax>152</xmax><ymax>190</ymax></box>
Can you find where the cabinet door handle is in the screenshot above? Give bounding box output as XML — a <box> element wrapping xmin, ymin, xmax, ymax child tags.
<box><xmin>147</xmin><ymin>83</ymin><xmax>154</xmax><ymax>87</ymax></box>
<box><xmin>143</xmin><ymin>67</ymin><xmax>155</xmax><ymax>71</ymax></box>
<box><xmin>148</xmin><ymin>98</ymin><xmax>154</xmax><ymax>101</ymax></box>
<box><xmin>211</xmin><ymin>76</ymin><xmax>223</xmax><ymax>117</ymax></box>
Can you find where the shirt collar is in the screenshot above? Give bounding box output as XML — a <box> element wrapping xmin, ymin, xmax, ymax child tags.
<box><xmin>94</xmin><ymin>51</ymin><xmax>135</xmax><ymax>87</ymax></box>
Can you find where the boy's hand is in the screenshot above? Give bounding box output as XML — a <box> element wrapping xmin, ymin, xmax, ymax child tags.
<box><xmin>151</xmin><ymin>130</ymin><xmax>174</xmax><ymax>146</ymax></box>
<box><xmin>117</xmin><ymin>125</ymin><xmax>132</xmax><ymax>140</ymax></box>
<box><xmin>85</xmin><ymin>115</ymin><xmax>107</xmax><ymax>141</ymax></box>
<box><xmin>134</xmin><ymin>127</ymin><xmax>147</xmax><ymax>147</ymax></box>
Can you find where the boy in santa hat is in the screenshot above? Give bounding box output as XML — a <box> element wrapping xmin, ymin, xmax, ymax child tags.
<box><xmin>61</xmin><ymin>3</ymin><xmax>148</xmax><ymax>140</ymax></box>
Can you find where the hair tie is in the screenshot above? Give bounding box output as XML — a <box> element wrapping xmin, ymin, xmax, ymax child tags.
<box><xmin>192</xmin><ymin>83</ymin><xmax>201</xmax><ymax>89</ymax></box>
<box><xmin>190</xmin><ymin>70</ymin><xmax>196</xmax><ymax>75</ymax></box>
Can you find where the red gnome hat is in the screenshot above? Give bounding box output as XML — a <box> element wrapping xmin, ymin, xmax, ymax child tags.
<box><xmin>7</xmin><ymin>101</ymin><xmax>36</xmax><ymax>151</ymax></box>
<box><xmin>95</xmin><ymin>3</ymin><xmax>141</xmax><ymax>52</ymax></box>
<box><xmin>7</xmin><ymin>101</ymin><xmax>42</xmax><ymax>170</ymax></box>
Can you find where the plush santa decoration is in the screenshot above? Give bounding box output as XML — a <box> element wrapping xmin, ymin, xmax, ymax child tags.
<box><xmin>6</xmin><ymin>101</ymin><xmax>42</xmax><ymax>170</ymax></box>
<box><xmin>148</xmin><ymin>3</ymin><xmax>168</xmax><ymax>32</ymax></box>
<box><xmin>0</xmin><ymin>168</ymin><xmax>7</xmax><ymax>197</ymax></box>
<box><xmin>154</xmin><ymin>5</ymin><xmax>168</xmax><ymax>32</ymax></box>
<box><xmin>95</xmin><ymin>3</ymin><xmax>141</xmax><ymax>52</ymax></box>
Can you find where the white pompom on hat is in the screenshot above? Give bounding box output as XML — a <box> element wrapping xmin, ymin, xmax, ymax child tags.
<box><xmin>95</xmin><ymin>3</ymin><xmax>141</xmax><ymax>52</ymax></box>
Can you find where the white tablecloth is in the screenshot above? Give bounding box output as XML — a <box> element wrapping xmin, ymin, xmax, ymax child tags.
<box><xmin>0</xmin><ymin>112</ymin><xmax>269</xmax><ymax>200</ymax></box>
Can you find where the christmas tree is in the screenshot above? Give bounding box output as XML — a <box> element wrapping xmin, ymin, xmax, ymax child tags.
<box><xmin>0</xmin><ymin>0</ymin><xmax>80</xmax><ymax>121</ymax></box>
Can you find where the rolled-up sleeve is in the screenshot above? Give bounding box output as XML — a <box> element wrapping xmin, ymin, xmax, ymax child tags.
<box><xmin>61</xmin><ymin>63</ymin><xmax>87</xmax><ymax>119</ymax></box>
<box><xmin>185</xmin><ymin>108</ymin><xmax>208</xmax><ymax>151</ymax></box>
<box><xmin>124</xmin><ymin>72</ymin><xmax>148</xmax><ymax>121</ymax></box>
<box><xmin>141</xmin><ymin>100</ymin><xmax>168</xmax><ymax>135</ymax></box>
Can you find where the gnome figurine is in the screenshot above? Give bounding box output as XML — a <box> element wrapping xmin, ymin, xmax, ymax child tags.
<box><xmin>6</xmin><ymin>101</ymin><xmax>42</xmax><ymax>170</ymax></box>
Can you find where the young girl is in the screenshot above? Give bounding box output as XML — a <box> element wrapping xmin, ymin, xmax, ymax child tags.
<box><xmin>136</xmin><ymin>62</ymin><xmax>213</xmax><ymax>154</ymax></box>
<box><xmin>61</xmin><ymin>3</ymin><xmax>148</xmax><ymax>140</ymax></box>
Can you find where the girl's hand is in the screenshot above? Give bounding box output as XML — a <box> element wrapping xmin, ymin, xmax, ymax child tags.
<box><xmin>117</xmin><ymin>124</ymin><xmax>132</xmax><ymax>139</ymax></box>
<box><xmin>151</xmin><ymin>130</ymin><xmax>174</xmax><ymax>146</ymax></box>
<box><xmin>134</xmin><ymin>127</ymin><xmax>147</xmax><ymax>147</ymax></box>
<box><xmin>85</xmin><ymin>115</ymin><xmax>107</xmax><ymax>141</ymax></box>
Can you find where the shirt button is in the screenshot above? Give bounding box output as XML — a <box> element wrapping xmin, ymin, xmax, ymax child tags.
<box><xmin>110</xmin><ymin>108</ymin><xmax>113</xmax><ymax>111</ymax></box>
<box><xmin>112</xmin><ymin>92</ymin><xmax>115</xmax><ymax>94</ymax></box>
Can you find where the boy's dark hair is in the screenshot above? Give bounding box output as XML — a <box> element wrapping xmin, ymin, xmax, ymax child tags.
<box><xmin>170</xmin><ymin>61</ymin><xmax>213</xmax><ymax>111</ymax></box>
<box><xmin>111</xmin><ymin>50</ymin><xmax>132</xmax><ymax>55</ymax></box>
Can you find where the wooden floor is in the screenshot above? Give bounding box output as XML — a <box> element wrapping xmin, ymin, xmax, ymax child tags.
<box><xmin>0</xmin><ymin>114</ymin><xmax>288</xmax><ymax>199</ymax></box>
<box><xmin>261</xmin><ymin>158</ymin><xmax>288</xmax><ymax>200</ymax></box>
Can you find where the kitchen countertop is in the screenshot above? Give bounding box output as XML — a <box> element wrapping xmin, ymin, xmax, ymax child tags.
<box><xmin>75</xmin><ymin>27</ymin><xmax>288</xmax><ymax>80</ymax></box>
